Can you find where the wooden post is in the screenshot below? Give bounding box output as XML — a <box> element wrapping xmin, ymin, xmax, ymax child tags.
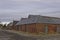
<box><xmin>45</xmin><ymin>24</ymin><xmax>48</xmax><ymax>34</ymax></box>
<box><xmin>57</xmin><ymin>25</ymin><xmax>60</xmax><ymax>33</ymax></box>
<box><xmin>25</xmin><ymin>24</ymin><xmax>26</xmax><ymax>32</ymax></box>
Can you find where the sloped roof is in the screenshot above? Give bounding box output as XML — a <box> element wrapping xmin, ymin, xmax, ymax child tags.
<box><xmin>28</xmin><ymin>15</ymin><xmax>60</xmax><ymax>24</ymax></box>
<box><xmin>16</xmin><ymin>18</ymin><xmax>34</xmax><ymax>25</ymax></box>
<box><xmin>16</xmin><ymin>15</ymin><xmax>60</xmax><ymax>25</ymax></box>
<box><xmin>16</xmin><ymin>18</ymin><xmax>27</xmax><ymax>25</ymax></box>
<box><xmin>28</xmin><ymin>15</ymin><xmax>40</xmax><ymax>18</ymax></box>
<box><xmin>13</xmin><ymin>21</ymin><xmax>19</xmax><ymax>25</ymax></box>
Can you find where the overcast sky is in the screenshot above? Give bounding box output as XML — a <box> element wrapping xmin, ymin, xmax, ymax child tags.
<box><xmin>0</xmin><ymin>0</ymin><xmax>60</xmax><ymax>22</ymax></box>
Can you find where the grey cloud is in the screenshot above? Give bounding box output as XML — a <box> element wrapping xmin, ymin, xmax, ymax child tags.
<box><xmin>0</xmin><ymin>0</ymin><xmax>60</xmax><ymax>22</ymax></box>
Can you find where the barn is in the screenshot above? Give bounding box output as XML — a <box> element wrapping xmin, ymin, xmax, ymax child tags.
<box><xmin>15</xmin><ymin>15</ymin><xmax>60</xmax><ymax>34</ymax></box>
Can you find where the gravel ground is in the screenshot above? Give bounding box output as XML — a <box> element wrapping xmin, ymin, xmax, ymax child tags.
<box><xmin>0</xmin><ymin>29</ymin><xmax>60</xmax><ymax>40</ymax></box>
<box><xmin>0</xmin><ymin>30</ymin><xmax>37</xmax><ymax>40</ymax></box>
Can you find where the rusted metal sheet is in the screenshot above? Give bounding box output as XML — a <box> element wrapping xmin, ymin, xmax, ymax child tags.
<box><xmin>19</xmin><ymin>25</ymin><xmax>22</xmax><ymax>31</ymax></box>
<box><xmin>21</xmin><ymin>25</ymin><xmax>26</xmax><ymax>32</ymax></box>
<box><xmin>48</xmin><ymin>24</ymin><xmax>57</xmax><ymax>34</ymax></box>
<box><xmin>16</xmin><ymin>26</ymin><xmax>19</xmax><ymax>31</ymax></box>
<box><xmin>26</xmin><ymin>24</ymin><xmax>36</xmax><ymax>33</ymax></box>
<box><xmin>36</xmin><ymin>23</ymin><xmax>45</xmax><ymax>33</ymax></box>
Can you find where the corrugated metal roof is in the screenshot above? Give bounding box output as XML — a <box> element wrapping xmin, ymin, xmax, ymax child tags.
<box><xmin>16</xmin><ymin>18</ymin><xmax>36</xmax><ymax>25</ymax></box>
<box><xmin>16</xmin><ymin>15</ymin><xmax>60</xmax><ymax>25</ymax></box>
<box><xmin>38</xmin><ymin>16</ymin><xmax>60</xmax><ymax>24</ymax></box>
<box><xmin>16</xmin><ymin>15</ymin><xmax>40</xmax><ymax>25</ymax></box>
<box><xmin>16</xmin><ymin>18</ymin><xmax>28</xmax><ymax>25</ymax></box>
<box><xmin>28</xmin><ymin>15</ymin><xmax>40</xmax><ymax>18</ymax></box>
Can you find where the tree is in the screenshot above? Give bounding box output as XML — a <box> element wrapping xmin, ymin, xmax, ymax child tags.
<box><xmin>0</xmin><ymin>24</ymin><xmax>3</xmax><ymax>28</ymax></box>
<box><xmin>3</xmin><ymin>24</ymin><xmax>7</xmax><ymax>28</ymax></box>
